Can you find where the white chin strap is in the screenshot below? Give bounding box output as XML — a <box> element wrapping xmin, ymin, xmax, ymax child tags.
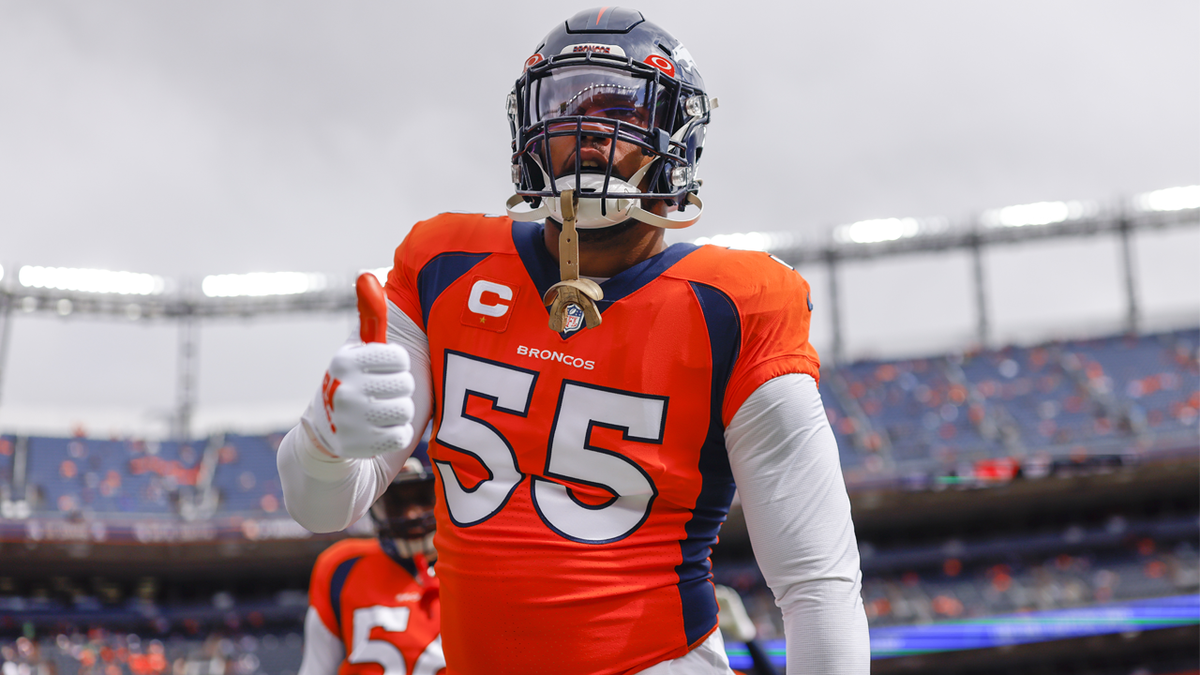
<box><xmin>506</xmin><ymin>166</ymin><xmax>703</xmax><ymax>230</ymax></box>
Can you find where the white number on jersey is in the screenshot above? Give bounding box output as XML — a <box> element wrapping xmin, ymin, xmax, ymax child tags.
<box><xmin>435</xmin><ymin>352</ymin><xmax>534</xmax><ymax>526</ymax></box>
<box><xmin>532</xmin><ymin>382</ymin><xmax>663</xmax><ymax>543</ymax></box>
<box><xmin>435</xmin><ymin>350</ymin><xmax>663</xmax><ymax>542</ymax></box>
<box><xmin>348</xmin><ymin>606</ymin><xmax>444</xmax><ymax>675</ymax></box>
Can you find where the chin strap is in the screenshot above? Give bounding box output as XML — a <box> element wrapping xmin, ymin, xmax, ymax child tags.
<box><xmin>412</xmin><ymin>552</ymin><xmax>439</xmax><ymax>611</ymax></box>
<box><xmin>506</xmin><ymin>153</ymin><xmax>702</xmax><ymax>230</ymax></box>
<box><xmin>632</xmin><ymin>192</ymin><xmax>704</xmax><ymax>228</ymax></box>
<box><xmin>505</xmin><ymin>190</ymin><xmax>703</xmax><ymax>230</ymax></box>
<box><xmin>542</xmin><ymin>189</ymin><xmax>604</xmax><ymax>333</ymax></box>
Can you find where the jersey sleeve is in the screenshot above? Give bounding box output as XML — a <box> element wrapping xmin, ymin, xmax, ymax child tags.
<box><xmin>386</xmin><ymin>219</ymin><xmax>433</xmax><ymax>333</ymax></box>
<box><xmin>722</xmin><ymin>255</ymin><xmax>821</xmax><ymax>425</ymax></box>
<box><xmin>299</xmin><ymin>606</ymin><xmax>345</xmax><ymax>675</ymax></box>
<box><xmin>385</xmin><ymin>213</ymin><xmax>512</xmax><ymax>334</ymax></box>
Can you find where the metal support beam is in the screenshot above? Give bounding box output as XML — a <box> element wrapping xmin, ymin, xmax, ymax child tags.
<box><xmin>971</xmin><ymin>235</ymin><xmax>990</xmax><ymax>347</ymax></box>
<box><xmin>1118</xmin><ymin>213</ymin><xmax>1140</xmax><ymax>334</ymax></box>
<box><xmin>0</xmin><ymin>292</ymin><xmax>12</xmax><ymax>410</ymax></box>
<box><xmin>825</xmin><ymin>252</ymin><xmax>844</xmax><ymax>364</ymax></box>
<box><xmin>175</xmin><ymin>310</ymin><xmax>198</xmax><ymax>441</ymax></box>
<box><xmin>13</xmin><ymin>436</ymin><xmax>28</xmax><ymax>500</ymax></box>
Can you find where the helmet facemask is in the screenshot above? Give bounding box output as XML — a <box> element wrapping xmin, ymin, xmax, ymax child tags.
<box><xmin>371</xmin><ymin>471</ymin><xmax>437</xmax><ymax>561</ymax></box>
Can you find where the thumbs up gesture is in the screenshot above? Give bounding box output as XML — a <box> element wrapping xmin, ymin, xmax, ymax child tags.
<box><xmin>300</xmin><ymin>273</ymin><xmax>416</xmax><ymax>459</ymax></box>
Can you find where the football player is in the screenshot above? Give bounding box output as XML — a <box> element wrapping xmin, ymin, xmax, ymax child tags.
<box><xmin>298</xmin><ymin>457</ymin><xmax>444</xmax><ymax>675</ymax></box>
<box><xmin>280</xmin><ymin>8</ymin><xmax>869</xmax><ymax>674</ymax></box>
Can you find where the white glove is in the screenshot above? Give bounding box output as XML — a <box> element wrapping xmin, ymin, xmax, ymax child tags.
<box><xmin>300</xmin><ymin>341</ymin><xmax>416</xmax><ymax>459</ymax></box>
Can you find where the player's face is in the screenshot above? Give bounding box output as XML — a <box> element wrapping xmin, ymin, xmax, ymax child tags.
<box><xmin>535</xmin><ymin>67</ymin><xmax>660</xmax><ymax>186</ymax></box>
<box><xmin>545</xmin><ymin>96</ymin><xmax>655</xmax><ymax>185</ymax></box>
<box><xmin>375</xmin><ymin>479</ymin><xmax>436</xmax><ymax>540</ymax></box>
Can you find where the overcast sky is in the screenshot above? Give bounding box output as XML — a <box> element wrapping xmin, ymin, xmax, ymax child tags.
<box><xmin>1</xmin><ymin>1</ymin><xmax>1197</xmax><ymax>438</ymax></box>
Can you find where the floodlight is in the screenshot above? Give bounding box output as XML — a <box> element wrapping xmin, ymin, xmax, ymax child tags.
<box><xmin>18</xmin><ymin>266</ymin><xmax>166</xmax><ymax>295</ymax></box>
<box><xmin>982</xmin><ymin>201</ymin><xmax>1087</xmax><ymax>228</ymax></box>
<box><xmin>691</xmin><ymin>231</ymin><xmax>798</xmax><ymax>252</ymax></box>
<box><xmin>1136</xmin><ymin>185</ymin><xmax>1200</xmax><ymax>212</ymax></box>
<box><xmin>833</xmin><ymin>218</ymin><xmax>920</xmax><ymax>244</ymax></box>
<box><xmin>201</xmin><ymin>272</ymin><xmax>328</xmax><ymax>298</ymax></box>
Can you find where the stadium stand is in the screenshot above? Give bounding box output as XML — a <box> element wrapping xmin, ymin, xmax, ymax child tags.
<box><xmin>819</xmin><ymin>376</ymin><xmax>872</xmax><ymax>471</ymax></box>
<box><xmin>211</xmin><ymin>434</ymin><xmax>286</xmax><ymax>515</ymax></box>
<box><xmin>822</xmin><ymin>328</ymin><xmax>1199</xmax><ymax>477</ymax></box>
<box><xmin>1</xmin><ymin>630</ymin><xmax>304</xmax><ymax>675</ymax></box>
<box><xmin>1069</xmin><ymin>329</ymin><xmax>1200</xmax><ymax>444</ymax></box>
<box><xmin>22</xmin><ymin>438</ymin><xmax>203</xmax><ymax>517</ymax></box>
<box><xmin>0</xmin><ymin>435</ymin><xmax>13</xmax><ymax>499</ymax></box>
<box><xmin>835</xmin><ymin>355</ymin><xmax>1003</xmax><ymax>466</ymax></box>
<box><xmin>860</xmin><ymin>520</ymin><xmax>1199</xmax><ymax>623</ymax></box>
<box><xmin>711</xmin><ymin>510</ymin><xmax>1200</xmax><ymax>634</ymax></box>
<box><xmin>957</xmin><ymin>343</ymin><xmax>1101</xmax><ymax>453</ymax></box>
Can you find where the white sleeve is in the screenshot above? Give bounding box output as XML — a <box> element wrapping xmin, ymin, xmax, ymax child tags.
<box><xmin>725</xmin><ymin>373</ymin><xmax>870</xmax><ymax>674</ymax></box>
<box><xmin>279</xmin><ymin>300</ymin><xmax>434</xmax><ymax>533</ymax></box>
<box><xmin>298</xmin><ymin>606</ymin><xmax>345</xmax><ymax>675</ymax></box>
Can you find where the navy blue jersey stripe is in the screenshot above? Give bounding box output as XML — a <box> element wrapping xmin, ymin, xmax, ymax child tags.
<box><xmin>329</xmin><ymin>556</ymin><xmax>363</xmax><ymax>630</ymax></box>
<box><xmin>417</xmin><ymin>252</ymin><xmax>492</xmax><ymax>327</ymax></box>
<box><xmin>676</xmin><ymin>282</ymin><xmax>741</xmax><ymax>645</ymax></box>
<box><xmin>512</xmin><ymin>220</ymin><xmax>700</xmax><ymax>329</ymax></box>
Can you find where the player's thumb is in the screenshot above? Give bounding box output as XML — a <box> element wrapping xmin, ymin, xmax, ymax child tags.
<box><xmin>356</xmin><ymin>272</ymin><xmax>388</xmax><ymax>344</ymax></box>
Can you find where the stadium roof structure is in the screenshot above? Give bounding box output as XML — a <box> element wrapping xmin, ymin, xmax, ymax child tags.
<box><xmin>0</xmin><ymin>186</ymin><xmax>1196</xmax><ymax>438</ymax></box>
<box><xmin>762</xmin><ymin>187</ymin><xmax>1199</xmax><ymax>367</ymax></box>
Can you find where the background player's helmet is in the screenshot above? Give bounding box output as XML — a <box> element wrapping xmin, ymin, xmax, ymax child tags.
<box><xmin>506</xmin><ymin>7</ymin><xmax>715</xmax><ymax>230</ymax></box>
<box><xmin>370</xmin><ymin>457</ymin><xmax>437</xmax><ymax>561</ymax></box>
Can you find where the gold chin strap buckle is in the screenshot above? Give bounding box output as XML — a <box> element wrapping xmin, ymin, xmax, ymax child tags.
<box><xmin>543</xmin><ymin>189</ymin><xmax>604</xmax><ymax>333</ymax></box>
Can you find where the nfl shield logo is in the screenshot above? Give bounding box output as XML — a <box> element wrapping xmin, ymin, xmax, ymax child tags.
<box><xmin>562</xmin><ymin>303</ymin><xmax>586</xmax><ymax>334</ymax></box>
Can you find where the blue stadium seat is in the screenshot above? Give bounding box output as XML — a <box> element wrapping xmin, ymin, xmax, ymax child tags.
<box><xmin>211</xmin><ymin>433</ymin><xmax>286</xmax><ymax>514</ymax></box>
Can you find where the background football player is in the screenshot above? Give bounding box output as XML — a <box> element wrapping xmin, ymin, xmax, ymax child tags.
<box><xmin>280</xmin><ymin>7</ymin><xmax>869</xmax><ymax>673</ymax></box>
<box><xmin>298</xmin><ymin>456</ymin><xmax>444</xmax><ymax>675</ymax></box>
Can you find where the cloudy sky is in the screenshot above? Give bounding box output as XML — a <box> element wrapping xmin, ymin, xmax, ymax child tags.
<box><xmin>1</xmin><ymin>1</ymin><xmax>1197</xmax><ymax>437</ymax></box>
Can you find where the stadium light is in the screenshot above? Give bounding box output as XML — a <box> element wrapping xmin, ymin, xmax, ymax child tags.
<box><xmin>18</xmin><ymin>266</ymin><xmax>166</xmax><ymax>295</ymax></box>
<box><xmin>982</xmin><ymin>201</ymin><xmax>1088</xmax><ymax>228</ymax></box>
<box><xmin>1136</xmin><ymin>185</ymin><xmax>1200</xmax><ymax>212</ymax></box>
<box><xmin>691</xmin><ymin>231</ymin><xmax>799</xmax><ymax>251</ymax></box>
<box><xmin>833</xmin><ymin>218</ymin><xmax>921</xmax><ymax>244</ymax></box>
<box><xmin>202</xmin><ymin>272</ymin><xmax>329</xmax><ymax>298</ymax></box>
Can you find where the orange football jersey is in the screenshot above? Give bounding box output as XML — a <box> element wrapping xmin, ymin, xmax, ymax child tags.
<box><xmin>385</xmin><ymin>214</ymin><xmax>819</xmax><ymax>675</ymax></box>
<box><xmin>309</xmin><ymin>538</ymin><xmax>444</xmax><ymax>675</ymax></box>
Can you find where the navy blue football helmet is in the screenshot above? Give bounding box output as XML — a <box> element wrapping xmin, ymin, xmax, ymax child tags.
<box><xmin>505</xmin><ymin>7</ymin><xmax>715</xmax><ymax>230</ymax></box>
